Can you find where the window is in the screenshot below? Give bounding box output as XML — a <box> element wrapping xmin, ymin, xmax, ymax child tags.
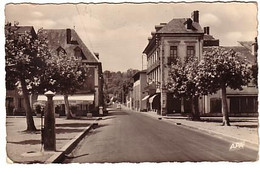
<box><xmin>230</xmin><ymin>97</ymin><xmax>239</xmax><ymax>113</ymax></box>
<box><xmin>168</xmin><ymin>46</ymin><xmax>178</xmax><ymax>65</ymax></box>
<box><xmin>56</xmin><ymin>46</ymin><xmax>66</xmax><ymax>58</ymax></box>
<box><xmin>210</xmin><ymin>98</ymin><xmax>222</xmax><ymax>113</ymax></box>
<box><xmin>18</xmin><ymin>98</ymin><xmax>23</xmax><ymax>109</ymax></box>
<box><xmin>187</xmin><ymin>46</ymin><xmax>195</xmax><ymax>58</ymax></box>
<box><xmin>74</xmin><ymin>47</ymin><xmax>82</xmax><ymax>59</ymax></box>
<box><xmin>230</xmin><ymin>96</ymin><xmax>258</xmax><ymax>113</ymax></box>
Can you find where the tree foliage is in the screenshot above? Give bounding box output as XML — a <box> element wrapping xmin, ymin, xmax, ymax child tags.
<box><xmin>103</xmin><ymin>69</ymin><xmax>139</xmax><ymax>103</ymax></box>
<box><xmin>168</xmin><ymin>57</ymin><xmax>200</xmax><ymax>120</ymax></box>
<box><xmin>199</xmin><ymin>47</ymin><xmax>251</xmax><ymax>126</ymax></box>
<box><xmin>5</xmin><ymin>23</ymin><xmax>51</xmax><ymax>131</ymax></box>
<box><xmin>199</xmin><ymin>47</ymin><xmax>251</xmax><ymax>93</ymax></box>
<box><xmin>35</xmin><ymin>48</ymin><xmax>88</xmax><ymax>119</ymax></box>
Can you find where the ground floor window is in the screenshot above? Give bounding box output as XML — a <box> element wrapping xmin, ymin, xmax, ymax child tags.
<box><xmin>230</xmin><ymin>96</ymin><xmax>258</xmax><ymax>113</ymax></box>
<box><xmin>210</xmin><ymin>98</ymin><xmax>222</xmax><ymax>113</ymax></box>
<box><xmin>6</xmin><ymin>97</ymin><xmax>14</xmax><ymax>115</ymax></box>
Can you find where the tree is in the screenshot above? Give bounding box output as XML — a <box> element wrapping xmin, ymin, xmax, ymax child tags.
<box><xmin>168</xmin><ymin>57</ymin><xmax>201</xmax><ymax>121</ymax></box>
<box><xmin>251</xmin><ymin>59</ymin><xmax>258</xmax><ymax>87</ymax></box>
<box><xmin>5</xmin><ymin>23</ymin><xmax>50</xmax><ymax>131</ymax></box>
<box><xmin>37</xmin><ymin>53</ymin><xmax>88</xmax><ymax>119</ymax></box>
<box><xmin>103</xmin><ymin>69</ymin><xmax>138</xmax><ymax>104</ymax></box>
<box><xmin>199</xmin><ymin>47</ymin><xmax>251</xmax><ymax>126</ymax></box>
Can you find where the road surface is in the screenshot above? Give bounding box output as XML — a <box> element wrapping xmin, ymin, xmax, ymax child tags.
<box><xmin>63</xmin><ymin>108</ymin><xmax>258</xmax><ymax>163</ymax></box>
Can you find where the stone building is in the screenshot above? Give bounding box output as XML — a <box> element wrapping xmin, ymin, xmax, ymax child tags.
<box><xmin>37</xmin><ymin>28</ymin><xmax>104</xmax><ymax>116</ymax></box>
<box><xmin>132</xmin><ymin>70</ymin><xmax>148</xmax><ymax>111</ymax></box>
<box><xmin>6</xmin><ymin>26</ymin><xmax>104</xmax><ymax>116</ymax></box>
<box><xmin>143</xmin><ymin>10</ymin><xmax>204</xmax><ymax>115</ymax></box>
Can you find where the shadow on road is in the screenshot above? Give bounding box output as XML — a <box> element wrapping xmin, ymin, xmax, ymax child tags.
<box><xmin>234</xmin><ymin>124</ymin><xmax>258</xmax><ymax>128</ymax></box>
<box><xmin>64</xmin><ymin>153</ymin><xmax>89</xmax><ymax>159</ymax></box>
<box><xmin>100</xmin><ymin>116</ymin><xmax>116</xmax><ymax>120</ymax></box>
<box><xmin>108</xmin><ymin>110</ymin><xmax>128</xmax><ymax>116</ymax></box>
<box><xmin>8</xmin><ymin>139</ymin><xmax>40</xmax><ymax>145</ymax></box>
<box><xmin>56</xmin><ymin>123</ymin><xmax>90</xmax><ymax>128</ymax></box>
<box><xmin>55</xmin><ymin>128</ymin><xmax>84</xmax><ymax>134</ymax></box>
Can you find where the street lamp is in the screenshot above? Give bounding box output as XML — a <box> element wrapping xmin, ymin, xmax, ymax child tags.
<box><xmin>43</xmin><ymin>90</ymin><xmax>56</xmax><ymax>151</ymax></box>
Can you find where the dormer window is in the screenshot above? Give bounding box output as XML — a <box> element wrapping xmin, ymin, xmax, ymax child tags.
<box><xmin>56</xmin><ymin>46</ymin><xmax>66</xmax><ymax>58</ymax></box>
<box><xmin>74</xmin><ymin>46</ymin><xmax>86</xmax><ymax>60</ymax></box>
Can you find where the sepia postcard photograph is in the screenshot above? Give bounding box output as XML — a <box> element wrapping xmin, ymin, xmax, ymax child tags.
<box><xmin>2</xmin><ymin>0</ymin><xmax>259</xmax><ymax>169</ymax></box>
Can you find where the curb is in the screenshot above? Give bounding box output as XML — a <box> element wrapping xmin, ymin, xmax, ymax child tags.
<box><xmin>44</xmin><ymin>122</ymin><xmax>98</xmax><ymax>163</ymax></box>
<box><xmin>129</xmin><ymin>109</ymin><xmax>259</xmax><ymax>151</ymax></box>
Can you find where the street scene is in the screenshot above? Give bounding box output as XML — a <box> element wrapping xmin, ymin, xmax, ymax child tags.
<box><xmin>4</xmin><ymin>2</ymin><xmax>259</xmax><ymax>164</ymax></box>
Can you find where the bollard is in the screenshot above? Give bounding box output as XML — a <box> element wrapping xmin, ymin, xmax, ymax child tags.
<box><xmin>43</xmin><ymin>91</ymin><xmax>56</xmax><ymax>151</ymax></box>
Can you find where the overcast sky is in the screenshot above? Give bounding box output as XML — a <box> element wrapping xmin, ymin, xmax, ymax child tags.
<box><xmin>5</xmin><ymin>2</ymin><xmax>257</xmax><ymax>72</ymax></box>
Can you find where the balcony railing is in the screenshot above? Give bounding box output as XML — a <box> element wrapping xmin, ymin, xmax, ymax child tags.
<box><xmin>147</xmin><ymin>60</ymin><xmax>160</xmax><ymax>74</ymax></box>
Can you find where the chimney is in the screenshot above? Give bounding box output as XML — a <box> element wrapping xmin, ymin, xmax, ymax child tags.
<box><xmin>94</xmin><ymin>52</ymin><xmax>99</xmax><ymax>59</ymax></box>
<box><xmin>204</xmin><ymin>27</ymin><xmax>207</xmax><ymax>34</ymax></box>
<box><xmin>204</xmin><ymin>26</ymin><xmax>210</xmax><ymax>35</ymax></box>
<box><xmin>186</xmin><ymin>18</ymin><xmax>193</xmax><ymax>29</ymax></box>
<box><xmin>151</xmin><ymin>31</ymin><xmax>155</xmax><ymax>37</ymax></box>
<box><xmin>66</xmin><ymin>28</ymin><xmax>71</xmax><ymax>44</ymax></box>
<box><xmin>192</xmin><ymin>10</ymin><xmax>199</xmax><ymax>23</ymax></box>
<box><xmin>155</xmin><ymin>25</ymin><xmax>164</xmax><ymax>32</ymax></box>
<box><xmin>148</xmin><ymin>37</ymin><xmax>152</xmax><ymax>42</ymax></box>
<box><xmin>206</xmin><ymin>27</ymin><xmax>210</xmax><ymax>35</ymax></box>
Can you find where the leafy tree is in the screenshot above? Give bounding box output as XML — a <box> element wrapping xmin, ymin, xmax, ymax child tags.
<box><xmin>36</xmin><ymin>53</ymin><xmax>88</xmax><ymax>119</ymax></box>
<box><xmin>103</xmin><ymin>69</ymin><xmax>138</xmax><ymax>104</ymax></box>
<box><xmin>199</xmin><ymin>47</ymin><xmax>251</xmax><ymax>126</ymax></box>
<box><xmin>168</xmin><ymin>57</ymin><xmax>200</xmax><ymax>121</ymax></box>
<box><xmin>251</xmin><ymin>63</ymin><xmax>258</xmax><ymax>87</ymax></box>
<box><xmin>5</xmin><ymin>23</ymin><xmax>50</xmax><ymax>131</ymax></box>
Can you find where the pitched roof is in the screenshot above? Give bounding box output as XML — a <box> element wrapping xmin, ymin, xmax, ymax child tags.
<box><xmin>204</xmin><ymin>34</ymin><xmax>215</xmax><ymax>40</ymax></box>
<box><xmin>203</xmin><ymin>46</ymin><xmax>256</xmax><ymax>64</ymax></box>
<box><xmin>6</xmin><ymin>25</ymin><xmax>37</xmax><ymax>38</ymax></box>
<box><xmin>157</xmin><ymin>18</ymin><xmax>203</xmax><ymax>34</ymax></box>
<box><xmin>42</xmin><ymin>29</ymin><xmax>99</xmax><ymax>63</ymax></box>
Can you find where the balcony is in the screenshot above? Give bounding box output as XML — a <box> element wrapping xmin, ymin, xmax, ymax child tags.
<box><xmin>147</xmin><ymin>60</ymin><xmax>160</xmax><ymax>74</ymax></box>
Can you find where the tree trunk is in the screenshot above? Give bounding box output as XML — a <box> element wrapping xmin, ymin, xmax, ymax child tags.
<box><xmin>20</xmin><ymin>78</ymin><xmax>37</xmax><ymax>131</ymax></box>
<box><xmin>64</xmin><ymin>94</ymin><xmax>73</xmax><ymax>119</ymax></box>
<box><xmin>190</xmin><ymin>96</ymin><xmax>201</xmax><ymax>121</ymax></box>
<box><xmin>221</xmin><ymin>84</ymin><xmax>230</xmax><ymax>126</ymax></box>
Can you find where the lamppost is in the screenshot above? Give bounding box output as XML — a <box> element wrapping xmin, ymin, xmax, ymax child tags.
<box><xmin>43</xmin><ymin>90</ymin><xmax>56</xmax><ymax>151</ymax></box>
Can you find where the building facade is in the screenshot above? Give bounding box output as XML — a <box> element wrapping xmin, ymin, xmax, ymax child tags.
<box><xmin>6</xmin><ymin>26</ymin><xmax>104</xmax><ymax>116</ymax></box>
<box><xmin>143</xmin><ymin>10</ymin><xmax>204</xmax><ymax>115</ymax></box>
<box><xmin>132</xmin><ymin>70</ymin><xmax>148</xmax><ymax>111</ymax></box>
<box><xmin>37</xmin><ymin>28</ymin><xmax>104</xmax><ymax>116</ymax></box>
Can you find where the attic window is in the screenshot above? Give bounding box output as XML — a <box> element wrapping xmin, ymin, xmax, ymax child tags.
<box><xmin>74</xmin><ymin>46</ymin><xmax>86</xmax><ymax>59</ymax></box>
<box><xmin>56</xmin><ymin>46</ymin><xmax>66</xmax><ymax>58</ymax></box>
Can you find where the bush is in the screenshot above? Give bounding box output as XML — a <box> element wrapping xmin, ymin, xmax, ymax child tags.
<box><xmin>33</xmin><ymin>102</ymin><xmax>44</xmax><ymax>114</ymax></box>
<box><xmin>55</xmin><ymin>105</ymin><xmax>61</xmax><ymax>114</ymax></box>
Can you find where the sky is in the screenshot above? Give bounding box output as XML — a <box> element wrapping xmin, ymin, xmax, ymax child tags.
<box><xmin>4</xmin><ymin>2</ymin><xmax>258</xmax><ymax>72</ymax></box>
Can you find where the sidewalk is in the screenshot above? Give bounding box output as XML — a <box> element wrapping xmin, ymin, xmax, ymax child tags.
<box><xmin>6</xmin><ymin>116</ymin><xmax>98</xmax><ymax>163</ymax></box>
<box><xmin>123</xmin><ymin>106</ymin><xmax>259</xmax><ymax>150</ymax></box>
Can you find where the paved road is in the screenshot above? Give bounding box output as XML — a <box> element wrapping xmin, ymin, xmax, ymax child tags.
<box><xmin>63</xmin><ymin>109</ymin><xmax>258</xmax><ymax>163</ymax></box>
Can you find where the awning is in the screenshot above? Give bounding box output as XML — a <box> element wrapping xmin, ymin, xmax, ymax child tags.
<box><xmin>142</xmin><ymin>95</ymin><xmax>150</xmax><ymax>101</ymax></box>
<box><xmin>37</xmin><ymin>94</ymin><xmax>94</xmax><ymax>103</ymax></box>
<box><xmin>149</xmin><ymin>94</ymin><xmax>158</xmax><ymax>103</ymax></box>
